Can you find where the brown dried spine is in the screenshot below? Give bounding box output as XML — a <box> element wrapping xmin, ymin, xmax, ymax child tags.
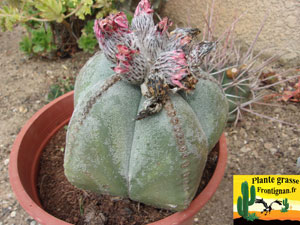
<box><xmin>79</xmin><ymin>74</ymin><xmax>121</xmax><ymax>124</ymax></box>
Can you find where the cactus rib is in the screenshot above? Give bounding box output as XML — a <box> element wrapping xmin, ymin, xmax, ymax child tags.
<box><xmin>164</xmin><ymin>97</ymin><xmax>191</xmax><ymax>207</ymax></box>
<box><xmin>79</xmin><ymin>74</ymin><xmax>121</xmax><ymax>124</ymax></box>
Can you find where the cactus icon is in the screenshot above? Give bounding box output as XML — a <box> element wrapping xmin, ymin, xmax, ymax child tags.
<box><xmin>237</xmin><ymin>181</ymin><xmax>256</xmax><ymax>219</ymax></box>
<box><xmin>281</xmin><ymin>198</ymin><xmax>289</xmax><ymax>213</ymax></box>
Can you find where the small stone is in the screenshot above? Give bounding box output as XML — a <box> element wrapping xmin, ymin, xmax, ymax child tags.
<box><xmin>297</xmin><ymin>157</ymin><xmax>300</xmax><ymax>168</ymax></box>
<box><xmin>30</xmin><ymin>221</ymin><xmax>37</xmax><ymax>225</ymax></box>
<box><xmin>122</xmin><ymin>207</ymin><xmax>133</xmax><ymax>215</ymax></box>
<box><xmin>194</xmin><ymin>217</ymin><xmax>199</xmax><ymax>222</ymax></box>
<box><xmin>245</xmin><ymin>121</ymin><xmax>252</xmax><ymax>130</ymax></box>
<box><xmin>287</xmin><ymin>104</ymin><xmax>298</xmax><ymax>112</ymax></box>
<box><xmin>4</xmin><ymin>158</ymin><xmax>9</xmax><ymax>166</ymax></box>
<box><xmin>252</xmin><ymin>151</ymin><xmax>259</xmax><ymax>158</ymax></box>
<box><xmin>110</xmin><ymin>196</ymin><xmax>122</xmax><ymax>201</ymax></box>
<box><xmin>19</xmin><ymin>106</ymin><xmax>28</xmax><ymax>114</ymax></box>
<box><xmin>240</xmin><ymin>128</ymin><xmax>247</xmax><ymax>137</ymax></box>
<box><xmin>241</xmin><ymin>146</ymin><xmax>251</xmax><ymax>153</ymax></box>
<box><xmin>269</xmin><ymin>148</ymin><xmax>277</xmax><ymax>154</ymax></box>
<box><xmin>264</xmin><ymin>142</ymin><xmax>273</xmax><ymax>150</ymax></box>
<box><xmin>286</xmin><ymin>15</ymin><xmax>298</xmax><ymax>28</ymax></box>
<box><xmin>274</xmin><ymin>107</ymin><xmax>282</xmax><ymax>113</ymax></box>
<box><xmin>46</xmin><ymin>70</ymin><xmax>53</xmax><ymax>75</ymax></box>
<box><xmin>10</xmin><ymin>211</ymin><xmax>16</xmax><ymax>217</ymax></box>
<box><xmin>7</xmin><ymin>193</ymin><xmax>13</xmax><ymax>198</ymax></box>
<box><xmin>62</xmin><ymin>65</ymin><xmax>68</xmax><ymax>70</ymax></box>
<box><xmin>284</xmin><ymin>1</ymin><xmax>296</xmax><ymax>9</ymax></box>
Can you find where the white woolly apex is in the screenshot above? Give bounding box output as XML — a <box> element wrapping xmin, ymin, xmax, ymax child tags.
<box><xmin>94</xmin><ymin>0</ymin><xmax>216</xmax><ymax>119</ymax></box>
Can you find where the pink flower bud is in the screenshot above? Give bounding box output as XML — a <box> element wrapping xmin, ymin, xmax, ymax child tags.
<box><xmin>134</xmin><ymin>0</ymin><xmax>154</xmax><ymax>16</ymax></box>
<box><xmin>114</xmin><ymin>64</ymin><xmax>130</xmax><ymax>74</ymax></box>
<box><xmin>180</xmin><ymin>36</ymin><xmax>192</xmax><ymax>46</ymax></box>
<box><xmin>156</xmin><ymin>17</ymin><xmax>172</xmax><ymax>34</ymax></box>
<box><xmin>116</xmin><ymin>53</ymin><xmax>126</xmax><ymax>61</ymax></box>
<box><xmin>116</xmin><ymin>45</ymin><xmax>139</xmax><ymax>62</ymax></box>
<box><xmin>171</xmin><ymin>79</ymin><xmax>187</xmax><ymax>89</ymax></box>
<box><xmin>171</xmin><ymin>51</ymin><xmax>188</xmax><ymax>66</ymax></box>
<box><xmin>113</xmin><ymin>12</ymin><xmax>129</xmax><ymax>29</ymax></box>
<box><xmin>117</xmin><ymin>45</ymin><xmax>131</xmax><ymax>55</ymax></box>
<box><xmin>94</xmin><ymin>12</ymin><xmax>130</xmax><ymax>40</ymax></box>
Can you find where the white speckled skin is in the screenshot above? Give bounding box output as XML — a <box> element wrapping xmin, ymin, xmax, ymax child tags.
<box><xmin>64</xmin><ymin>52</ymin><xmax>228</xmax><ymax>211</ymax></box>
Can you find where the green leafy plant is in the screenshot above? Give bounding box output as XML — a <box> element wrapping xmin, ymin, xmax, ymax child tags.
<box><xmin>19</xmin><ymin>35</ymin><xmax>33</xmax><ymax>56</ymax></box>
<box><xmin>19</xmin><ymin>25</ymin><xmax>57</xmax><ymax>56</ymax></box>
<box><xmin>47</xmin><ymin>77</ymin><xmax>74</xmax><ymax>102</ymax></box>
<box><xmin>281</xmin><ymin>198</ymin><xmax>289</xmax><ymax>213</ymax></box>
<box><xmin>47</xmin><ymin>84</ymin><xmax>64</xmax><ymax>101</ymax></box>
<box><xmin>237</xmin><ymin>181</ymin><xmax>256</xmax><ymax>219</ymax></box>
<box><xmin>0</xmin><ymin>0</ymin><xmax>124</xmax><ymax>57</ymax></box>
<box><xmin>32</xmin><ymin>27</ymin><xmax>57</xmax><ymax>53</ymax></box>
<box><xmin>77</xmin><ymin>20</ymin><xmax>98</xmax><ymax>53</ymax></box>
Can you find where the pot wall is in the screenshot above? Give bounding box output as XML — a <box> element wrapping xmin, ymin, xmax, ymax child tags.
<box><xmin>9</xmin><ymin>92</ymin><xmax>74</xmax><ymax>225</ymax></box>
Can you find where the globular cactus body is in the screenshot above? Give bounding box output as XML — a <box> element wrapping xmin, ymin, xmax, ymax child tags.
<box><xmin>222</xmin><ymin>72</ymin><xmax>251</xmax><ymax>122</ymax></box>
<box><xmin>64</xmin><ymin>0</ymin><xmax>228</xmax><ymax>211</ymax></box>
<box><xmin>237</xmin><ymin>181</ymin><xmax>256</xmax><ymax>218</ymax></box>
<box><xmin>212</xmin><ymin>67</ymin><xmax>251</xmax><ymax>122</ymax></box>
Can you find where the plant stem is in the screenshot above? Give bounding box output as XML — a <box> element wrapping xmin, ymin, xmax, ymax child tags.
<box><xmin>50</xmin><ymin>22</ymin><xmax>57</xmax><ymax>47</ymax></box>
<box><xmin>61</xmin><ymin>19</ymin><xmax>78</xmax><ymax>41</ymax></box>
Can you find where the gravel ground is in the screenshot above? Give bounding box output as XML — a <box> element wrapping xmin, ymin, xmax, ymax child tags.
<box><xmin>1</xmin><ymin>28</ymin><xmax>299</xmax><ymax>225</ymax></box>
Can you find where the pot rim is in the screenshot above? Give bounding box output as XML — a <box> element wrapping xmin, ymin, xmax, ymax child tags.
<box><xmin>9</xmin><ymin>91</ymin><xmax>227</xmax><ymax>225</ymax></box>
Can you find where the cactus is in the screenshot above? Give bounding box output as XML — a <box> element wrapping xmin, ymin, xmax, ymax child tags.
<box><xmin>214</xmin><ymin>69</ymin><xmax>251</xmax><ymax>122</ymax></box>
<box><xmin>200</xmin><ymin>3</ymin><xmax>300</xmax><ymax>127</ymax></box>
<box><xmin>64</xmin><ymin>0</ymin><xmax>228</xmax><ymax>211</ymax></box>
<box><xmin>237</xmin><ymin>181</ymin><xmax>256</xmax><ymax>219</ymax></box>
<box><xmin>281</xmin><ymin>198</ymin><xmax>289</xmax><ymax>213</ymax></box>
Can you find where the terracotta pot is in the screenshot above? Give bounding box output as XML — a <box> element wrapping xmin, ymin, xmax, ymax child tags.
<box><xmin>9</xmin><ymin>91</ymin><xmax>227</xmax><ymax>225</ymax></box>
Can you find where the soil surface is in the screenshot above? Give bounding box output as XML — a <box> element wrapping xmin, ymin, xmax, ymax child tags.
<box><xmin>1</xmin><ymin>27</ymin><xmax>300</xmax><ymax>225</ymax></box>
